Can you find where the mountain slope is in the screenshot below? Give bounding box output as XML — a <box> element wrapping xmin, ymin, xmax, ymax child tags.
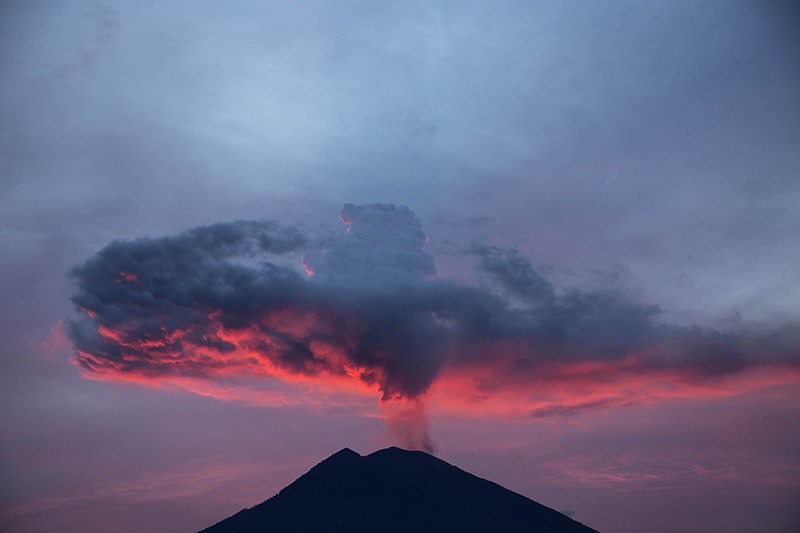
<box><xmin>199</xmin><ymin>447</ymin><xmax>599</xmax><ymax>533</ymax></box>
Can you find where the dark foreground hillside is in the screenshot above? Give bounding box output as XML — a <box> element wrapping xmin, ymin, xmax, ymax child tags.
<box><xmin>199</xmin><ymin>446</ymin><xmax>599</xmax><ymax>533</ymax></box>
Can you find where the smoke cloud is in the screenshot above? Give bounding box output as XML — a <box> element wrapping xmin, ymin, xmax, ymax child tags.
<box><xmin>67</xmin><ymin>204</ymin><xmax>800</xmax><ymax>450</ymax></box>
<box><xmin>384</xmin><ymin>399</ymin><xmax>436</xmax><ymax>454</ymax></box>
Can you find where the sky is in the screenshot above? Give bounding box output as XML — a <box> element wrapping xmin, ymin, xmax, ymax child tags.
<box><xmin>1</xmin><ymin>1</ymin><xmax>799</xmax><ymax>532</ymax></box>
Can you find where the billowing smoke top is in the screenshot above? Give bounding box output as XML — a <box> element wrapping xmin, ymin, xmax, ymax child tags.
<box><xmin>67</xmin><ymin>204</ymin><xmax>800</xmax><ymax>451</ymax></box>
<box><xmin>306</xmin><ymin>203</ymin><xmax>435</xmax><ymax>289</ymax></box>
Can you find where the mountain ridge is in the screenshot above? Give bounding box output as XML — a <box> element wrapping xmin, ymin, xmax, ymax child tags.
<box><xmin>199</xmin><ymin>447</ymin><xmax>599</xmax><ymax>533</ymax></box>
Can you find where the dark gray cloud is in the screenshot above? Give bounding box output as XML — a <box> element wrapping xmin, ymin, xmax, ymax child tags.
<box><xmin>68</xmin><ymin>204</ymin><xmax>800</xmax><ymax>412</ymax></box>
<box><xmin>304</xmin><ymin>203</ymin><xmax>435</xmax><ymax>287</ymax></box>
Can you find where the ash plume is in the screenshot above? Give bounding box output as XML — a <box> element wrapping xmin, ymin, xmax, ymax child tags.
<box><xmin>67</xmin><ymin>204</ymin><xmax>800</xmax><ymax>442</ymax></box>
<box><xmin>384</xmin><ymin>399</ymin><xmax>437</xmax><ymax>454</ymax></box>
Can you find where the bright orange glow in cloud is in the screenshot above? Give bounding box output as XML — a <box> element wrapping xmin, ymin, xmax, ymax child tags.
<box><xmin>116</xmin><ymin>271</ymin><xmax>139</xmax><ymax>283</ymax></box>
<box><xmin>300</xmin><ymin>255</ymin><xmax>314</xmax><ymax>277</ymax></box>
<box><xmin>73</xmin><ymin>309</ymin><xmax>800</xmax><ymax>424</ymax></box>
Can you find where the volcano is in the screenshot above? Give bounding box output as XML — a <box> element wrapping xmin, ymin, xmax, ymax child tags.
<box><xmin>199</xmin><ymin>447</ymin><xmax>599</xmax><ymax>532</ymax></box>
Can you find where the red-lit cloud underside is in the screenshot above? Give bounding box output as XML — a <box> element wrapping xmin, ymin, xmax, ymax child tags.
<box><xmin>67</xmin><ymin>209</ymin><xmax>800</xmax><ymax>419</ymax></box>
<box><xmin>72</xmin><ymin>303</ymin><xmax>800</xmax><ymax>418</ymax></box>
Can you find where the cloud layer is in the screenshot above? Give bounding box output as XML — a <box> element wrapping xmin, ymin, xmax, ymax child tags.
<box><xmin>68</xmin><ymin>204</ymin><xmax>800</xmax><ymax>441</ymax></box>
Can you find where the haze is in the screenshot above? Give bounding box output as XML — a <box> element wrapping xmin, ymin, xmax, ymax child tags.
<box><xmin>1</xmin><ymin>1</ymin><xmax>799</xmax><ymax>532</ymax></box>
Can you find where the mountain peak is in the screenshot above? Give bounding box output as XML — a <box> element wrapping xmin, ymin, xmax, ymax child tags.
<box><xmin>200</xmin><ymin>447</ymin><xmax>599</xmax><ymax>533</ymax></box>
<box><xmin>367</xmin><ymin>445</ymin><xmax>416</xmax><ymax>456</ymax></box>
<box><xmin>330</xmin><ymin>447</ymin><xmax>361</xmax><ymax>459</ymax></box>
<box><xmin>309</xmin><ymin>447</ymin><xmax>361</xmax><ymax>471</ymax></box>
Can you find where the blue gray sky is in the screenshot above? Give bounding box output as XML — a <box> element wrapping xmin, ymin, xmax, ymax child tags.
<box><xmin>1</xmin><ymin>1</ymin><xmax>799</xmax><ymax>532</ymax></box>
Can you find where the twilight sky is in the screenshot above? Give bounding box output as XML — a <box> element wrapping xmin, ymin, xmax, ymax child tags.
<box><xmin>1</xmin><ymin>1</ymin><xmax>799</xmax><ymax>532</ymax></box>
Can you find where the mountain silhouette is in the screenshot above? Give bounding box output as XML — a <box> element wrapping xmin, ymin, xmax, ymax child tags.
<box><xmin>199</xmin><ymin>447</ymin><xmax>599</xmax><ymax>532</ymax></box>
